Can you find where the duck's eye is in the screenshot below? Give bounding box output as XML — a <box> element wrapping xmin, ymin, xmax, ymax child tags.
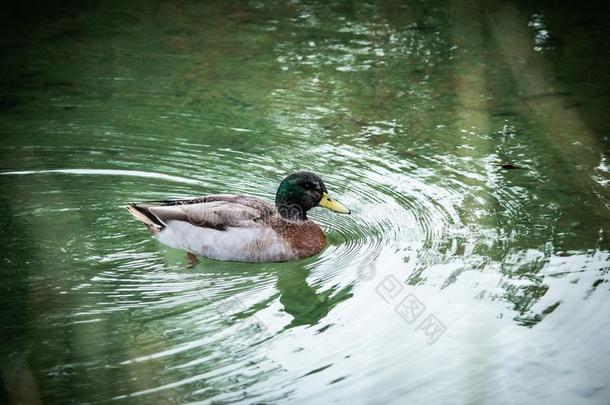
<box><xmin>302</xmin><ymin>182</ymin><xmax>315</xmax><ymax>190</ymax></box>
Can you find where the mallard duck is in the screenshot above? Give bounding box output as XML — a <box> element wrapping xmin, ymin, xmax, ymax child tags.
<box><xmin>127</xmin><ymin>171</ymin><xmax>350</xmax><ymax>262</ymax></box>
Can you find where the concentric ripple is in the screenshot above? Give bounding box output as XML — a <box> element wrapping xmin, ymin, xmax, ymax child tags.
<box><xmin>3</xmin><ymin>78</ymin><xmax>608</xmax><ymax>405</ymax></box>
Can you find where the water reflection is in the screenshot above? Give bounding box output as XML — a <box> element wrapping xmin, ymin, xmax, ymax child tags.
<box><xmin>277</xmin><ymin>267</ymin><xmax>352</xmax><ymax>327</ymax></box>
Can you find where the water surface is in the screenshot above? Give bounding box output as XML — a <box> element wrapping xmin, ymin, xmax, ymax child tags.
<box><xmin>1</xmin><ymin>0</ymin><xmax>610</xmax><ymax>403</ymax></box>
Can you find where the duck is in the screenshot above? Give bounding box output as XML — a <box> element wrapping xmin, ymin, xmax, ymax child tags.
<box><xmin>127</xmin><ymin>171</ymin><xmax>350</xmax><ymax>262</ymax></box>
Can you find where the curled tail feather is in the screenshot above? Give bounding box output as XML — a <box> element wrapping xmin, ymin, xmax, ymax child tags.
<box><xmin>127</xmin><ymin>204</ymin><xmax>164</xmax><ymax>235</ymax></box>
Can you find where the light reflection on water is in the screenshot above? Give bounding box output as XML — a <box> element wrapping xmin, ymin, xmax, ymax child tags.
<box><xmin>1</xmin><ymin>0</ymin><xmax>610</xmax><ymax>404</ymax></box>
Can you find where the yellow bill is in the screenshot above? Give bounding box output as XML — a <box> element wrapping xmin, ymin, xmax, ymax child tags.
<box><xmin>319</xmin><ymin>192</ymin><xmax>350</xmax><ymax>214</ymax></box>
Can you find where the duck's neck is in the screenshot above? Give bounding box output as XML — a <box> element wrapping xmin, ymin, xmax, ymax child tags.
<box><xmin>276</xmin><ymin>203</ymin><xmax>307</xmax><ymax>221</ymax></box>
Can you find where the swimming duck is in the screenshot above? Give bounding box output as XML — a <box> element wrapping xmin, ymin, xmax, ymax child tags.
<box><xmin>127</xmin><ymin>171</ymin><xmax>350</xmax><ymax>262</ymax></box>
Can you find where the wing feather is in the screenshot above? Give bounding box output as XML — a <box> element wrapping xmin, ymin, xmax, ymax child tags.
<box><xmin>130</xmin><ymin>194</ymin><xmax>275</xmax><ymax>231</ymax></box>
<box><xmin>146</xmin><ymin>202</ymin><xmax>263</xmax><ymax>230</ymax></box>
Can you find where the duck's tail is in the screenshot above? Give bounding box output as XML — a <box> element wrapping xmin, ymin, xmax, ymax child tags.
<box><xmin>126</xmin><ymin>203</ymin><xmax>164</xmax><ymax>235</ymax></box>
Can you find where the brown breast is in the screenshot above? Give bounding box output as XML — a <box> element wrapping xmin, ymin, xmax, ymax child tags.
<box><xmin>271</xmin><ymin>217</ymin><xmax>326</xmax><ymax>259</ymax></box>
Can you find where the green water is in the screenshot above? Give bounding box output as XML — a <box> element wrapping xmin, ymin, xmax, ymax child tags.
<box><xmin>1</xmin><ymin>0</ymin><xmax>610</xmax><ymax>403</ymax></box>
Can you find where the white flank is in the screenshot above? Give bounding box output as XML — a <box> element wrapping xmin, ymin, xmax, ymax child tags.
<box><xmin>156</xmin><ymin>220</ymin><xmax>297</xmax><ymax>262</ymax></box>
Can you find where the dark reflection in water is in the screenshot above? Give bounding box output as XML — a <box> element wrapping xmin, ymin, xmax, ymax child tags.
<box><xmin>1</xmin><ymin>0</ymin><xmax>610</xmax><ymax>404</ymax></box>
<box><xmin>277</xmin><ymin>267</ymin><xmax>352</xmax><ymax>327</ymax></box>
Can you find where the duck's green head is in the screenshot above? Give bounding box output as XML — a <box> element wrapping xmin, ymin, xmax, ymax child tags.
<box><xmin>275</xmin><ymin>171</ymin><xmax>350</xmax><ymax>221</ymax></box>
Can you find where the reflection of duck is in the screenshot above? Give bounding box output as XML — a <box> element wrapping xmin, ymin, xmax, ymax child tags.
<box><xmin>277</xmin><ymin>266</ymin><xmax>353</xmax><ymax>327</ymax></box>
<box><xmin>127</xmin><ymin>172</ymin><xmax>349</xmax><ymax>262</ymax></box>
